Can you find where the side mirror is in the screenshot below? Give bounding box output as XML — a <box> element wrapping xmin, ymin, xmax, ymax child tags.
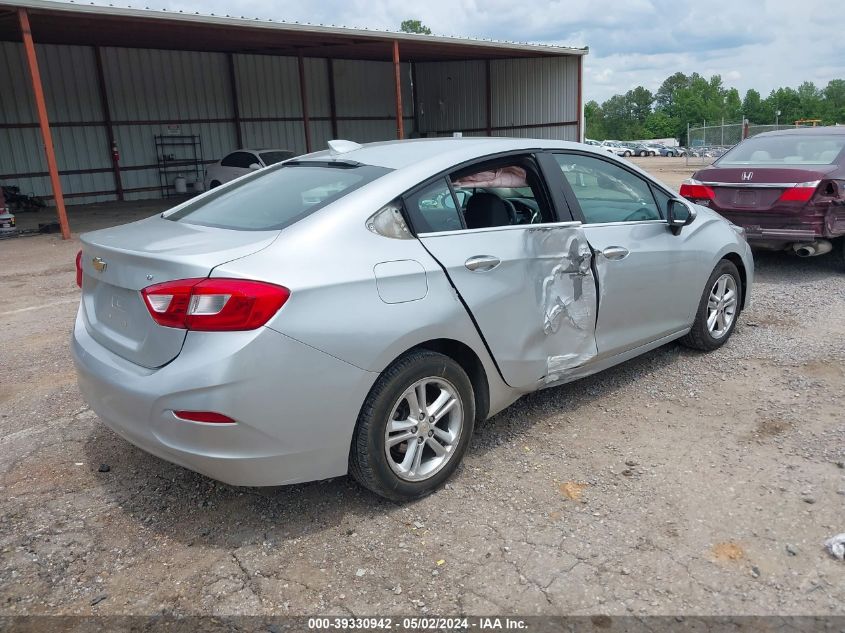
<box><xmin>667</xmin><ymin>199</ymin><xmax>697</xmax><ymax>234</ymax></box>
<box><xmin>249</xmin><ymin>163</ymin><xmax>262</xmax><ymax>171</ymax></box>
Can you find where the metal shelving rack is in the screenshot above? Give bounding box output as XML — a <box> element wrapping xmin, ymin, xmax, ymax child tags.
<box><xmin>155</xmin><ymin>134</ymin><xmax>204</xmax><ymax>198</ymax></box>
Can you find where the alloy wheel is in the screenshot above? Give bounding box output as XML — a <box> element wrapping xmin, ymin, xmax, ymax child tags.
<box><xmin>707</xmin><ymin>274</ymin><xmax>738</xmax><ymax>339</ymax></box>
<box><xmin>384</xmin><ymin>377</ymin><xmax>464</xmax><ymax>482</ymax></box>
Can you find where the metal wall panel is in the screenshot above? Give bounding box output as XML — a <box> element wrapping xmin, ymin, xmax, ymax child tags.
<box><xmin>331</xmin><ymin>59</ymin><xmax>412</xmax><ymax>143</ymax></box>
<box><xmin>100</xmin><ymin>47</ymin><xmax>234</xmax><ymax>198</ymax></box>
<box><xmin>414</xmin><ymin>56</ymin><xmax>578</xmax><ymax>139</ymax></box>
<box><xmin>0</xmin><ymin>41</ymin><xmax>34</xmax><ymax>124</ymax></box>
<box><xmin>1</xmin><ymin>37</ymin><xmax>580</xmax><ymax>206</ymax></box>
<box><xmin>336</xmin><ymin>118</ymin><xmax>414</xmax><ymax>144</ymax></box>
<box><xmin>414</xmin><ymin>60</ymin><xmax>486</xmax><ymax>134</ymax></box>
<box><xmin>0</xmin><ymin>42</ymin><xmax>113</xmax><ymax>204</ymax></box>
<box><xmin>303</xmin><ymin>57</ymin><xmax>330</xmax><ymax>118</ymax></box>
<box><xmin>490</xmin><ymin>57</ymin><xmax>578</xmax><ymax>127</ymax></box>
<box><xmin>493</xmin><ymin>124</ymin><xmax>578</xmax><ymax>141</ymax></box>
<box><xmin>101</xmin><ymin>47</ymin><xmax>232</xmax><ymax>122</ymax></box>
<box><xmin>234</xmin><ymin>53</ymin><xmax>301</xmax><ymax>119</ymax></box>
<box><xmin>240</xmin><ymin>121</ymin><xmax>306</xmax><ymax>155</ymax></box>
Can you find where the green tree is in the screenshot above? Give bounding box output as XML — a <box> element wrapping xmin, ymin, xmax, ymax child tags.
<box><xmin>626</xmin><ymin>86</ymin><xmax>654</xmax><ymax>125</ymax></box>
<box><xmin>724</xmin><ymin>88</ymin><xmax>742</xmax><ymax>121</ymax></box>
<box><xmin>822</xmin><ymin>79</ymin><xmax>845</xmax><ymax>122</ymax></box>
<box><xmin>400</xmin><ymin>19</ymin><xmax>432</xmax><ymax>34</ymax></box>
<box><xmin>584</xmin><ymin>100</ymin><xmax>606</xmax><ymax>139</ymax></box>
<box><xmin>742</xmin><ymin>89</ymin><xmax>766</xmax><ymax>123</ymax></box>
<box><xmin>643</xmin><ymin>110</ymin><xmax>678</xmax><ymax>138</ymax></box>
<box><xmin>796</xmin><ymin>81</ymin><xmax>822</xmax><ymax>119</ymax></box>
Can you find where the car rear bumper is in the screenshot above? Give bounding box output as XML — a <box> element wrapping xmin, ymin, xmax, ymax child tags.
<box><xmin>706</xmin><ymin>204</ymin><xmax>845</xmax><ymax>246</ymax></box>
<box><xmin>72</xmin><ymin>308</ymin><xmax>377</xmax><ymax>486</ymax></box>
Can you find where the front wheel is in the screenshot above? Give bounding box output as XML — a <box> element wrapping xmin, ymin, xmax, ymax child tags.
<box><xmin>679</xmin><ymin>260</ymin><xmax>742</xmax><ymax>351</ymax></box>
<box><xmin>349</xmin><ymin>350</ymin><xmax>475</xmax><ymax>501</ymax></box>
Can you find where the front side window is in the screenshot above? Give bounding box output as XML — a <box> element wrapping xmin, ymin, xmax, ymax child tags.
<box><xmin>167</xmin><ymin>163</ymin><xmax>390</xmax><ymax>231</ymax></box>
<box><xmin>553</xmin><ymin>153</ymin><xmax>661</xmax><ymax>224</ymax></box>
<box><xmin>450</xmin><ymin>159</ymin><xmax>553</xmax><ymax>229</ymax></box>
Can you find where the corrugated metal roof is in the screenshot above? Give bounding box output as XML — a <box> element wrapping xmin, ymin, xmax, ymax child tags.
<box><xmin>0</xmin><ymin>0</ymin><xmax>588</xmax><ymax>60</ymax></box>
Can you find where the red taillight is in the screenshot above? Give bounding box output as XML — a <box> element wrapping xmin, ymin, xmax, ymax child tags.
<box><xmin>173</xmin><ymin>410</ymin><xmax>236</xmax><ymax>424</ymax></box>
<box><xmin>679</xmin><ymin>180</ymin><xmax>715</xmax><ymax>201</ymax></box>
<box><xmin>778</xmin><ymin>181</ymin><xmax>819</xmax><ymax>202</ymax></box>
<box><xmin>75</xmin><ymin>250</ymin><xmax>83</xmax><ymax>288</ymax></box>
<box><xmin>141</xmin><ymin>278</ymin><xmax>289</xmax><ymax>331</ymax></box>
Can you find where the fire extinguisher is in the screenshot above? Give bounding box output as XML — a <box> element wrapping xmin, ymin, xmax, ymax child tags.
<box><xmin>111</xmin><ymin>141</ymin><xmax>120</xmax><ymax>163</ymax></box>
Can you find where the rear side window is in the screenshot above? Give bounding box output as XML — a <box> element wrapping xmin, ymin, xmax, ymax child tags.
<box><xmin>718</xmin><ymin>135</ymin><xmax>845</xmax><ymax>166</ymax></box>
<box><xmin>167</xmin><ymin>163</ymin><xmax>390</xmax><ymax>231</ymax></box>
<box><xmin>220</xmin><ymin>152</ymin><xmax>258</xmax><ymax>168</ymax></box>
<box><xmin>260</xmin><ymin>150</ymin><xmax>295</xmax><ymax>165</ymax></box>
<box><xmin>404</xmin><ymin>178</ymin><xmax>464</xmax><ymax>233</ymax></box>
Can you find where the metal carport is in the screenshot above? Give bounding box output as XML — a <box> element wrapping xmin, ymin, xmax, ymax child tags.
<box><xmin>0</xmin><ymin>0</ymin><xmax>587</xmax><ymax>238</ymax></box>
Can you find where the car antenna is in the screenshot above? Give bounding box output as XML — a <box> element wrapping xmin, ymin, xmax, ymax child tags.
<box><xmin>327</xmin><ymin>139</ymin><xmax>363</xmax><ymax>155</ymax></box>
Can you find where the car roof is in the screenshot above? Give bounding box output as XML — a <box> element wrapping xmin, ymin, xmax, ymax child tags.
<box><xmin>297</xmin><ymin>137</ymin><xmax>601</xmax><ymax>171</ymax></box>
<box><xmin>755</xmin><ymin>125</ymin><xmax>845</xmax><ymax>138</ymax></box>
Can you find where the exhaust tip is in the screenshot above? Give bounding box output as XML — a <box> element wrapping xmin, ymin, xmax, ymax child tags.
<box><xmin>795</xmin><ymin>246</ymin><xmax>815</xmax><ymax>257</ymax></box>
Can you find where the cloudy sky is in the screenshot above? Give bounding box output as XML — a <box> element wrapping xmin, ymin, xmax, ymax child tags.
<box><xmin>80</xmin><ymin>0</ymin><xmax>844</xmax><ymax>103</ymax></box>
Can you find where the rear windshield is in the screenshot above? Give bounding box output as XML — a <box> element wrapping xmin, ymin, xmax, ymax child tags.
<box><xmin>717</xmin><ymin>135</ymin><xmax>845</xmax><ymax>166</ymax></box>
<box><xmin>260</xmin><ymin>150</ymin><xmax>295</xmax><ymax>165</ymax></box>
<box><xmin>167</xmin><ymin>163</ymin><xmax>390</xmax><ymax>231</ymax></box>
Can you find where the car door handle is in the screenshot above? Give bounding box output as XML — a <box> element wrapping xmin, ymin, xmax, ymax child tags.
<box><xmin>600</xmin><ymin>246</ymin><xmax>629</xmax><ymax>261</ymax></box>
<box><xmin>465</xmin><ymin>255</ymin><xmax>501</xmax><ymax>272</ymax></box>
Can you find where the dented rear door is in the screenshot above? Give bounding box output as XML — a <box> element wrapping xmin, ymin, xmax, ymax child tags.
<box><xmin>419</xmin><ymin>223</ymin><xmax>598</xmax><ymax>390</ymax></box>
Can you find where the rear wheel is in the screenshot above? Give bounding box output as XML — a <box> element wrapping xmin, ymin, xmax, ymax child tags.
<box><xmin>349</xmin><ymin>350</ymin><xmax>475</xmax><ymax>501</ymax></box>
<box><xmin>679</xmin><ymin>260</ymin><xmax>742</xmax><ymax>351</ymax></box>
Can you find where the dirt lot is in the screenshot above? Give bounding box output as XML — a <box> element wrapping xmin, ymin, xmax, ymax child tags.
<box><xmin>1</xmin><ymin>158</ymin><xmax>844</xmax><ymax>617</ymax></box>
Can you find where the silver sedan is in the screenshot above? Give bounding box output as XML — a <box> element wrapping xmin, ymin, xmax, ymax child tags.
<box><xmin>72</xmin><ymin>138</ymin><xmax>753</xmax><ymax>501</ymax></box>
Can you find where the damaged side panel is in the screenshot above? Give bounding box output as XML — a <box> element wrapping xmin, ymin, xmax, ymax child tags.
<box><xmin>418</xmin><ymin>223</ymin><xmax>598</xmax><ymax>391</ymax></box>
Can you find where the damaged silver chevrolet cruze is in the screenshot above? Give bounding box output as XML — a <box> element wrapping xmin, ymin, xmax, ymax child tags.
<box><xmin>72</xmin><ymin>138</ymin><xmax>753</xmax><ymax>501</ymax></box>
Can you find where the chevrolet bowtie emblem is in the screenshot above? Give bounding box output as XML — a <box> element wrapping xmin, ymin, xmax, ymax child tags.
<box><xmin>92</xmin><ymin>257</ymin><xmax>107</xmax><ymax>273</ymax></box>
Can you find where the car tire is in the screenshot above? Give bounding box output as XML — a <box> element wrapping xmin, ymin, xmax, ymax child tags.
<box><xmin>210</xmin><ymin>180</ymin><xmax>221</xmax><ymax>189</ymax></box>
<box><xmin>679</xmin><ymin>260</ymin><xmax>742</xmax><ymax>352</ymax></box>
<box><xmin>623</xmin><ymin>151</ymin><xmax>632</xmax><ymax>157</ymax></box>
<box><xmin>349</xmin><ymin>350</ymin><xmax>475</xmax><ymax>502</ymax></box>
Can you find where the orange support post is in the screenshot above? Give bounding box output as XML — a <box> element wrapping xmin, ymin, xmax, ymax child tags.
<box><xmin>18</xmin><ymin>8</ymin><xmax>70</xmax><ymax>239</ymax></box>
<box><xmin>392</xmin><ymin>40</ymin><xmax>404</xmax><ymax>140</ymax></box>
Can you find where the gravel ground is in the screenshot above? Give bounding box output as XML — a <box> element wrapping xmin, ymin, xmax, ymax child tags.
<box><xmin>1</xmin><ymin>171</ymin><xmax>844</xmax><ymax>617</ymax></box>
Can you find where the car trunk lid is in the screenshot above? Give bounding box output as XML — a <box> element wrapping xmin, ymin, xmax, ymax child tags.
<box><xmin>79</xmin><ymin>215</ymin><xmax>278</xmax><ymax>368</ymax></box>
<box><xmin>695</xmin><ymin>165</ymin><xmax>838</xmax><ymax>211</ymax></box>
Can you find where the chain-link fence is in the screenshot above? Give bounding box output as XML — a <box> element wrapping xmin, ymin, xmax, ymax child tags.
<box><xmin>684</xmin><ymin>121</ymin><xmax>795</xmax><ymax>166</ymax></box>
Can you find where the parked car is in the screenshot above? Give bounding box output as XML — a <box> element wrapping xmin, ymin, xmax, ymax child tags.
<box><xmin>584</xmin><ymin>139</ymin><xmax>616</xmax><ymax>155</ymax></box>
<box><xmin>626</xmin><ymin>143</ymin><xmax>656</xmax><ymax>157</ymax></box>
<box><xmin>648</xmin><ymin>144</ymin><xmax>684</xmax><ymax>157</ymax></box>
<box><xmin>204</xmin><ymin>148</ymin><xmax>295</xmax><ymax>189</ymax></box>
<box><xmin>680</xmin><ymin>126</ymin><xmax>845</xmax><ymax>261</ymax></box>
<box><xmin>73</xmin><ymin>138</ymin><xmax>753</xmax><ymax>501</ymax></box>
<box><xmin>602</xmin><ymin>141</ymin><xmax>633</xmax><ymax>157</ymax></box>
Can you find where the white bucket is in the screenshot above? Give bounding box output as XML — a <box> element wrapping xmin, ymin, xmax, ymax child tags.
<box><xmin>0</xmin><ymin>210</ymin><xmax>16</xmax><ymax>233</ymax></box>
<box><xmin>174</xmin><ymin>176</ymin><xmax>187</xmax><ymax>194</ymax></box>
